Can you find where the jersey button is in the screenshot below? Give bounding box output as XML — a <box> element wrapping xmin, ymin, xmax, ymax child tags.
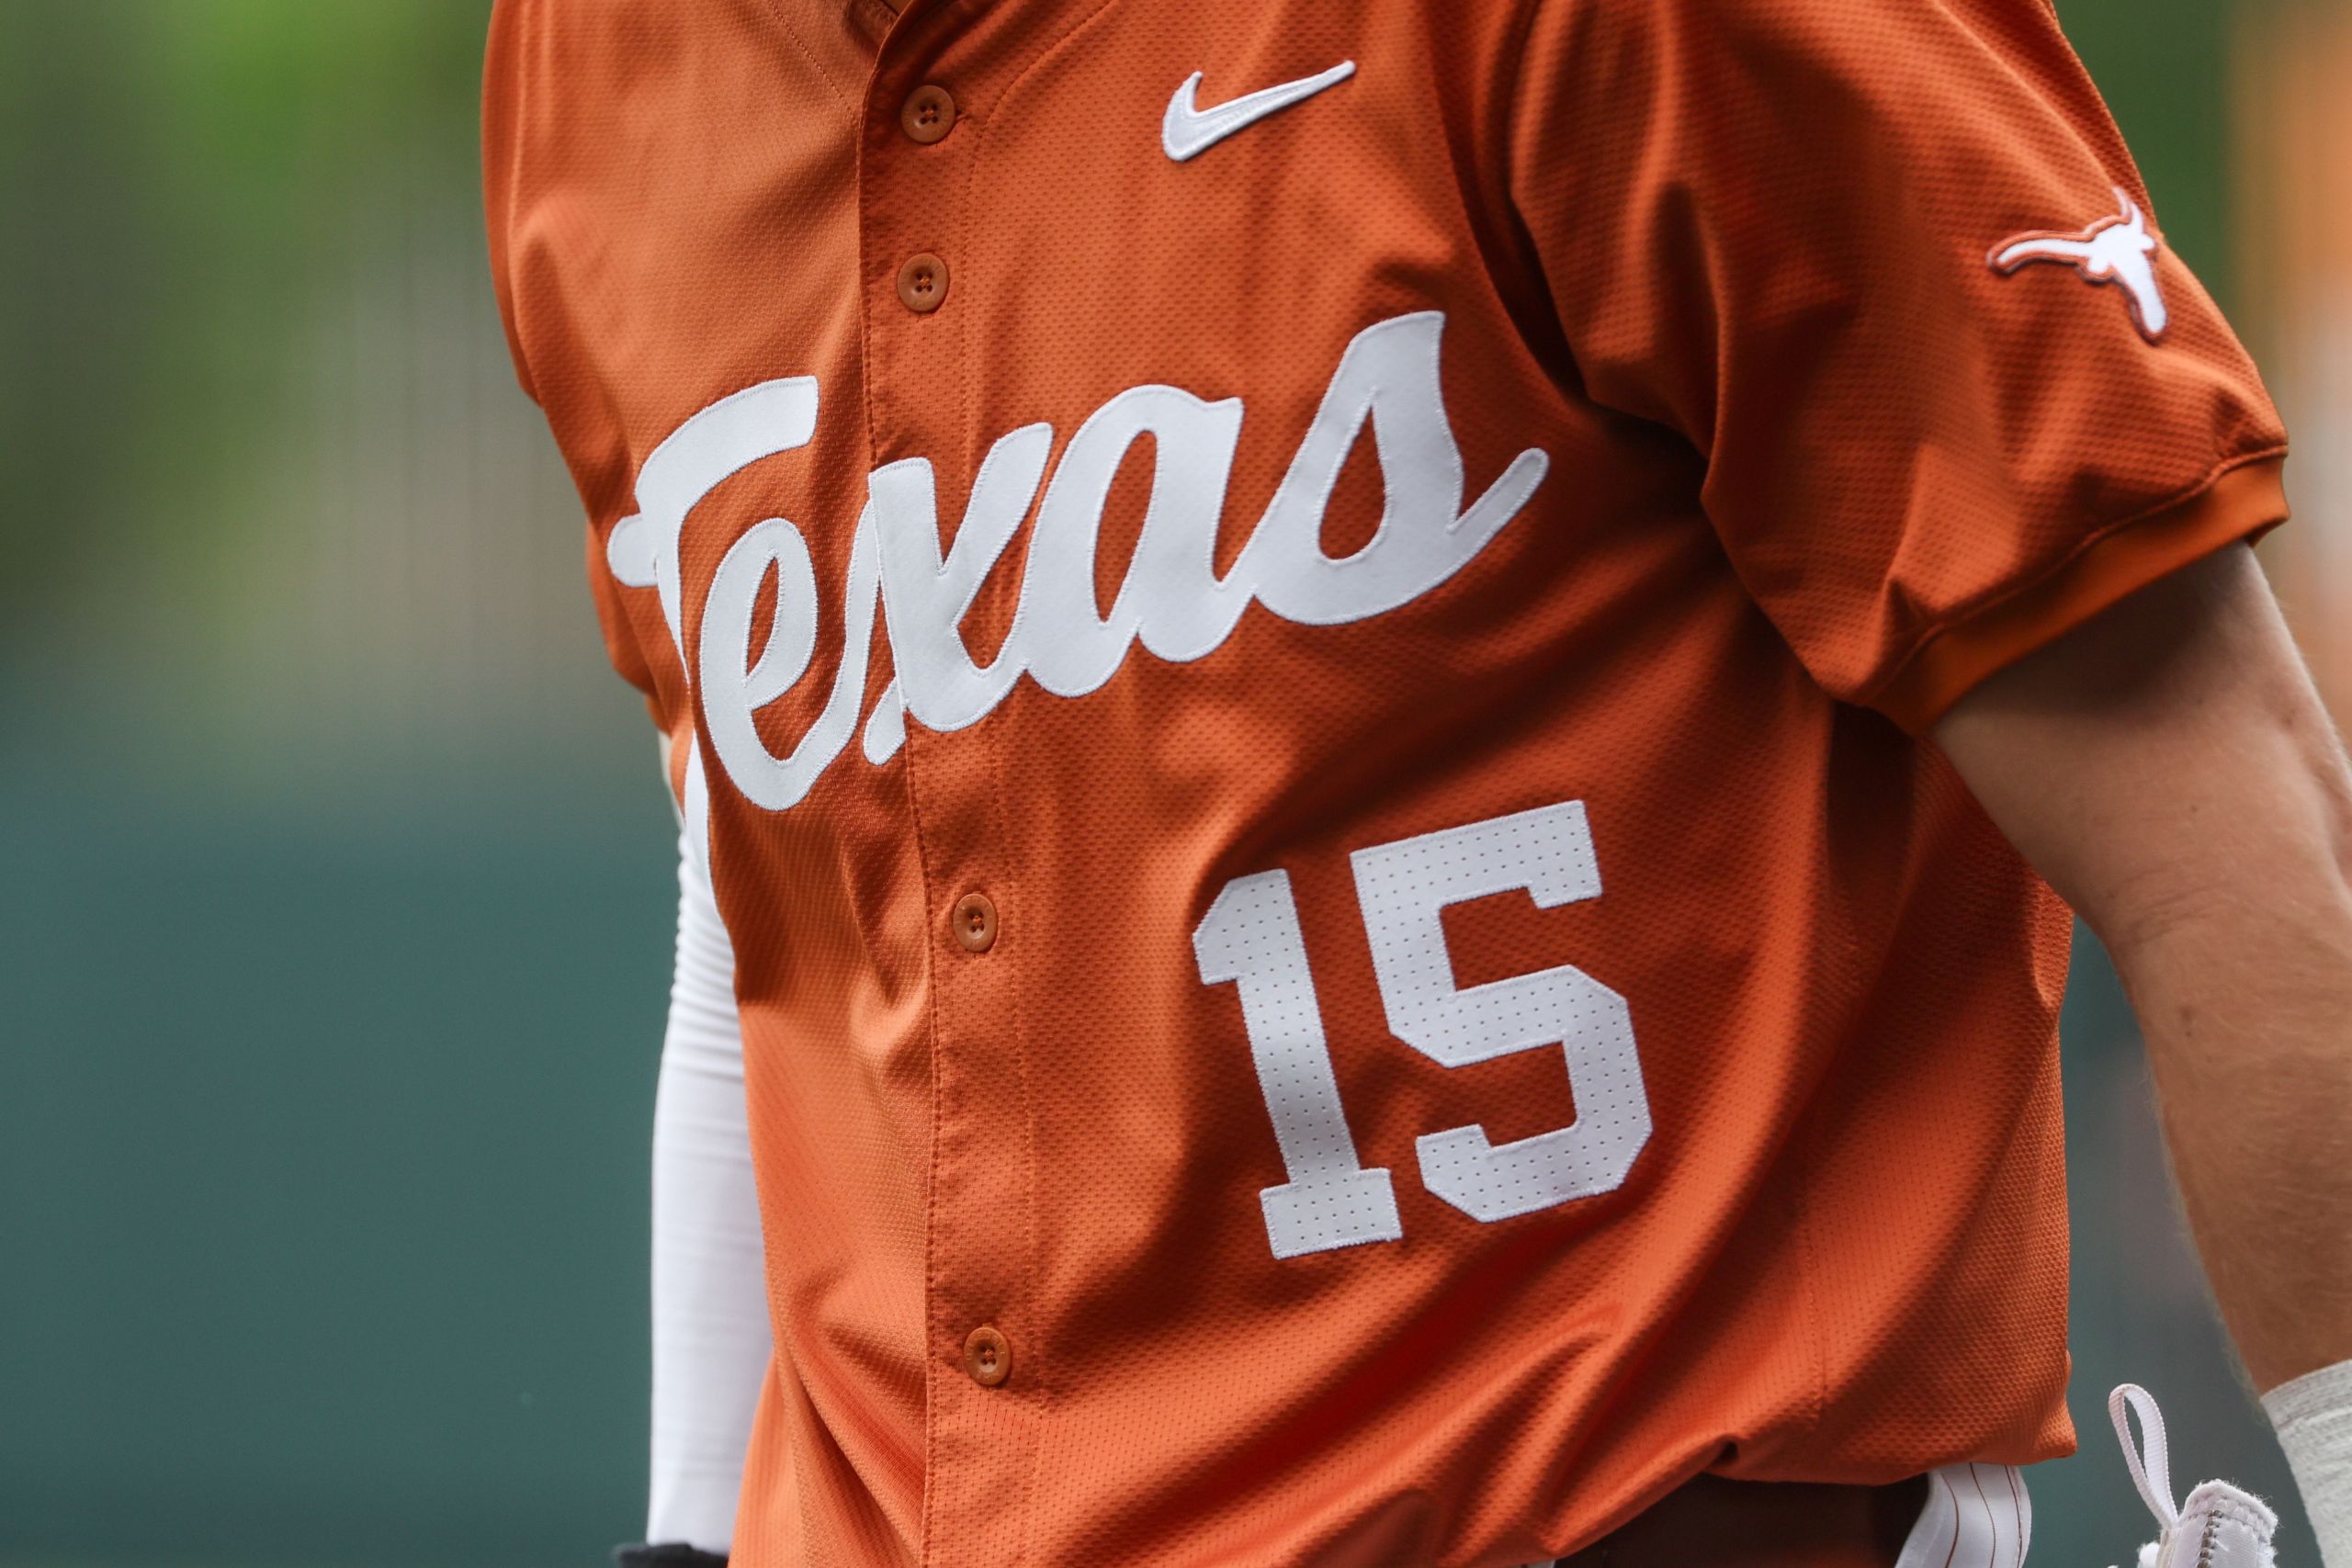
<box><xmin>962</xmin><ymin>1325</ymin><xmax>1012</xmax><ymax>1387</ymax></box>
<box><xmin>952</xmin><ymin>892</ymin><xmax>998</xmax><ymax>953</ymax></box>
<box><xmin>900</xmin><ymin>85</ymin><xmax>956</xmax><ymax>144</ymax></box>
<box><xmin>897</xmin><ymin>252</ymin><xmax>948</xmax><ymax>314</ymax></box>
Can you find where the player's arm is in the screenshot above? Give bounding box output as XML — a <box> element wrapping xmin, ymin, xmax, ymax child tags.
<box><xmin>628</xmin><ymin>775</ymin><xmax>773</xmax><ymax>1568</ymax></box>
<box><xmin>1934</xmin><ymin>542</ymin><xmax>2352</xmax><ymax>1558</ymax></box>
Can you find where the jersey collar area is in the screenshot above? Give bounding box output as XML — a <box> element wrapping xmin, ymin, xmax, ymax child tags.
<box><xmin>847</xmin><ymin>0</ymin><xmax>899</xmax><ymax>46</ymax></box>
<box><xmin>840</xmin><ymin>0</ymin><xmax>1007</xmax><ymax>50</ymax></box>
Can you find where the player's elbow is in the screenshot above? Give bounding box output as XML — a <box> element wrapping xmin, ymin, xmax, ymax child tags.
<box><xmin>2086</xmin><ymin>708</ymin><xmax>2352</xmax><ymax>1018</ymax></box>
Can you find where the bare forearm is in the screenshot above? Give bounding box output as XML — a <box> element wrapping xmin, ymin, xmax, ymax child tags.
<box><xmin>2112</xmin><ymin>891</ymin><xmax>2352</xmax><ymax>1391</ymax></box>
<box><xmin>1937</xmin><ymin>544</ymin><xmax>2352</xmax><ymax>1395</ymax></box>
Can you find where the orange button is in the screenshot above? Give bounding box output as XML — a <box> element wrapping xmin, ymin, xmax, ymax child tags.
<box><xmin>900</xmin><ymin>85</ymin><xmax>956</xmax><ymax>144</ymax></box>
<box><xmin>952</xmin><ymin>892</ymin><xmax>998</xmax><ymax>953</ymax></box>
<box><xmin>963</xmin><ymin>1325</ymin><xmax>1011</xmax><ymax>1387</ymax></box>
<box><xmin>897</xmin><ymin>252</ymin><xmax>948</xmax><ymax>314</ymax></box>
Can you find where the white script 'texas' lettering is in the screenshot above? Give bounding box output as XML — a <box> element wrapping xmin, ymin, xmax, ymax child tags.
<box><xmin>605</xmin><ymin>310</ymin><xmax>1550</xmax><ymax>818</ymax></box>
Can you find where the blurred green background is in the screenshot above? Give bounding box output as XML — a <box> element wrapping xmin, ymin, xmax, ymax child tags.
<box><xmin>0</xmin><ymin>3</ymin><xmax>2341</xmax><ymax>1565</ymax></box>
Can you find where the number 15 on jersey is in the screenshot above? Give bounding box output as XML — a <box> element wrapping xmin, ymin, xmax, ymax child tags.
<box><xmin>1193</xmin><ymin>800</ymin><xmax>1653</xmax><ymax>1259</ymax></box>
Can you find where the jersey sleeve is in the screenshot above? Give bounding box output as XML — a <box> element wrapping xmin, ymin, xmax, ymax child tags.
<box><xmin>481</xmin><ymin>0</ymin><xmax>662</xmax><ymax>708</ymax></box>
<box><xmin>1508</xmin><ymin>0</ymin><xmax>2290</xmax><ymax>731</ymax></box>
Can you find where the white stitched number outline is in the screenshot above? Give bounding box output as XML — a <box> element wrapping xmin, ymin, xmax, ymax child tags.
<box><xmin>1193</xmin><ymin>801</ymin><xmax>1652</xmax><ymax>1258</ymax></box>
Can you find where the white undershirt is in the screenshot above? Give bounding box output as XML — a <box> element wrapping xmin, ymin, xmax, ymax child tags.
<box><xmin>646</xmin><ymin>814</ymin><xmax>771</xmax><ymax>1553</ymax></box>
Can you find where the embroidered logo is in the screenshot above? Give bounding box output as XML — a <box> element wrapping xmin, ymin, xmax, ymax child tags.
<box><xmin>1162</xmin><ymin>61</ymin><xmax>1356</xmax><ymax>163</ymax></box>
<box><xmin>1988</xmin><ymin>187</ymin><xmax>2169</xmax><ymax>341</ymax></box>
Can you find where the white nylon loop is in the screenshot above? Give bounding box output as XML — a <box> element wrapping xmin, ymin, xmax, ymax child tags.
<box><xmin>2110</xmin><ymin>1383</ymin><xmax>2181</xmax><ymax>1531</ymax></box>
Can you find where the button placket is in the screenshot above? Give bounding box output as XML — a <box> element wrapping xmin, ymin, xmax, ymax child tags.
<box><xmin>860</xmin><ymin>37</ymin><xmax>971</xmax><ymax>456</ymax></box>
<box><xmin>858</xmin><ymin>19</ymin><xmax>1042</xmax><ymax>1565</ymax></box>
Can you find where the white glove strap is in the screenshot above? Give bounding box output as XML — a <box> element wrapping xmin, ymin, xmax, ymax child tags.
<box><xmin>2114</xmin><ymin>1384</ymin><xmax>2181</xmax><ymax>1536</ymax></box>
<box><xmin>2266</xmin><ymin>1359</ymin><xmax>2352</xmax><ymax>1568</ymax></box>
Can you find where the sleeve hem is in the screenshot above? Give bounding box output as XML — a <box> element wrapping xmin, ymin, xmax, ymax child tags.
<box><xmin>1867</xmin><ymin>449</ymin><xmax>2290</xmax><ymax>735</ymax></box>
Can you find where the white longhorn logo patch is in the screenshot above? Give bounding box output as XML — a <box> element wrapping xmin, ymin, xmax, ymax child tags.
<box><xmin>1988</xmin><ymin>187</ymin><xmax>2169</xmax><ymax>341</ymax></box>
<box><xmin>605</xmin><ymin>311</ymin><xmax>1551</xmax><ymax>840</ymax></box>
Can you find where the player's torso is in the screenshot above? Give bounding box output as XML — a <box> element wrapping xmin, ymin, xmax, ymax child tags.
<box><xmin>491</xmin><ymin>2</ymin><xmax>2073</xmax><ymax>1563</ymax></box>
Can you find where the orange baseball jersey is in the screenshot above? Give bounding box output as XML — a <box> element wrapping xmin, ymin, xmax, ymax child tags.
<box><xmin>481</xmin><ymin>0</ymin><xmax>2289</xmax><ymax>1563</ymax></box>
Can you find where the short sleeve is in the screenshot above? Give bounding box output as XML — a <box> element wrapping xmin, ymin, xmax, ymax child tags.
<box><xmin>1508</xmin><ymin>0</ymin><xmax>2290</xmax><ymax>731</ymax></box>
<box><xmin>481</xmin><ymin>0</ymin><xmax>538</xmax><ymax>410</ymax></box>
<box><xmin>481</xmin><ymin>0</ymin><xmax>661</xmax><ymax>706</ymax></box>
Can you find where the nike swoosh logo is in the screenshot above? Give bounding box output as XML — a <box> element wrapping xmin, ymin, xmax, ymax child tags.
<box><xmin>1162</xmin><ymin>60</ymin><xmax>1356</xmax><ymax>163</ymax></box>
